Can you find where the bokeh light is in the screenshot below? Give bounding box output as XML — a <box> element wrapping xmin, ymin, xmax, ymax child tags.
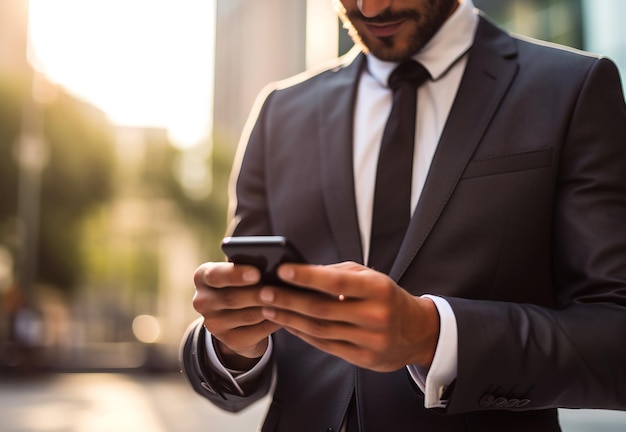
<box><xmin>132</xmin><ymin>315</ymin><xmax>161</xmax><ymax>344</ymax></box>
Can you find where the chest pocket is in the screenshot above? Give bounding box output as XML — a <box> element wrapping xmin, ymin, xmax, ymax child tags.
<box><xmin>462</xmin><ymin>148</ymin><xmax>553</xmax><ymax>180</ymax></box>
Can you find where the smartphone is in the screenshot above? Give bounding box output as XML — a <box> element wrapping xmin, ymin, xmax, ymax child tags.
<box><xmin>221</xmin><ymin>236</ymin><xmax>306</xmax><ymax>287</ymax></box>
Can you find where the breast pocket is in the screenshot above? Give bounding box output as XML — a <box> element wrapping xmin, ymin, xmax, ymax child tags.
<box><xmin>462</xmin><ymin>148</ymin><xmax>553</xmax><ymax>179</ymax></box>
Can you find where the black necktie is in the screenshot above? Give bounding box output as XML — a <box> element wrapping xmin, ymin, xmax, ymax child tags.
<box><xmin>346</xmin><ymin>61</ymin><xmax>430</xmax><ymax>432</ymax></box>
<box><xmin>367</xmin><ymin>60</ymin><xmax>430</xmax><ymax>274</ymax></box>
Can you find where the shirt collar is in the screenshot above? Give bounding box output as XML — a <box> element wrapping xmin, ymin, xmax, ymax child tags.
<box><xmin>366</xmin><ymin>0</ymin><xmax>478</xmax><ymax>87</ymax></box>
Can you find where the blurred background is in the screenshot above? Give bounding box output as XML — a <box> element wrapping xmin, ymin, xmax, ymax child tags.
<box><xmin>0</xmin><ymin>0</ymin><xmax>625</xmax><ymax>431</ymax></box>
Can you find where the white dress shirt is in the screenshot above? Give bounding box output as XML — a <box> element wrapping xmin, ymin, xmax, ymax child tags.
<box><xmin>206</xmin><ymin>0</ymin><xmax>478</xmax><ymax>413</ymax></box>
<box><xmin>356</xmin><ymin>0</ymin><xmax>477</xmax><ymax>409</ymax></box>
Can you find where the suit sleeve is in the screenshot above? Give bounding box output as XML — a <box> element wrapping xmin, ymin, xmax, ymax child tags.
<box><xmin>179</xmin><ymin>88</ymin><xmax>278</xmax><ymax>411</ymax></box>
<box><xmin>445</xmin><ymin>58</ymin><xmax>626</xmax><ymax>414</ymax></box>
<box><xmin>179</xmin><ymin>318</ymin><xmax>274</xmax><ymax>413</ymax></box>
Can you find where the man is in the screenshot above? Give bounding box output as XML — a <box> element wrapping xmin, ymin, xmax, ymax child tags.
<box><xmin>181</xmin><ymin>0</ymin><xmax>626</xmax><ymax>431</ymax></box>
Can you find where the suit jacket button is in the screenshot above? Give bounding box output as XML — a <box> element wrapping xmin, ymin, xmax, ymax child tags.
<box><xmin>505</xmin><ymin>398</ymin><xmax>520</xmax><ymax>408</ymax></box>
<box><xmin>516</xmin><ymin>399</ymin><xmax>531</xmax><ymax>408</ymax></box>
<box><xmin>479</xmin><ymin>394</ymin><xmax>494</xmax><ymax>408</ymax></box>
<box><xmin>493</xmin><ymin>397</ymin><xmax>508</xmax><ymax>408</ymax></box>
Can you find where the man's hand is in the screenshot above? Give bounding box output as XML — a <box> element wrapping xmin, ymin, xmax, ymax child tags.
<box><xmin>259</xmin><ymin>261</ymin><xmax>440</xmax><ymax>371</ymax></box>
<box><xmin>192</xmin><ymin>262</ymin><xmax>280</xmax><ymax>370</ymax></box>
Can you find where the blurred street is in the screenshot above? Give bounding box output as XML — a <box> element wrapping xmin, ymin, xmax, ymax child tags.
<box><xmin>0</xmin><ymin>373</ymin><xmax>269</xmax><ymax>432</ymax></box>
<box><xmin>2</xmin><ymin>372</ymin><xmax>626</xmax><ymax>432</ymax></box>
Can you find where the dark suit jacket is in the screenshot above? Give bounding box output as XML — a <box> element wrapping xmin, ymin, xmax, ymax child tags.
<box><xmin>181</xmin><ymin>15</ymin><xmax>626</xmax><ymax>432</ymax></box>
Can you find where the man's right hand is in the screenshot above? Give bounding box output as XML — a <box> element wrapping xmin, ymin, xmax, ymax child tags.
<box><xmin>192</xmin><ymin>262</ymin><xmax>280</xmax><ymax>371</ymax></box>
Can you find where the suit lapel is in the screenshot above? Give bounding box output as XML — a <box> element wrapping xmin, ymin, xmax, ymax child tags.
<box><xmin>317</xmin><ymin>51</ymin><xmax>367</xmax><ymax>263</ymax></box>
<box><xmin>391</xmin><ymin>16</ymin><xmax>520</xmax><ymax>281</ymax></box>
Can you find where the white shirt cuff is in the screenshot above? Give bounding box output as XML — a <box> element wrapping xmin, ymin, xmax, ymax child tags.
<box><xmin>407</xmin><ymin>294</ymin><xmax>458</xmax><ymax>408</ymax></box>
<box><xmin>205</xmin><ymin>332</ymin><xmax>273</xmax><ymax>396</ymax></box>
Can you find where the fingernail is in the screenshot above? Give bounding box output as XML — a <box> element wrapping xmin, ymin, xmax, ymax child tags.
<box><xmin>278</xmin><ymin>265</ymin><xmax>295</xmax><ymax>280</ymax></box>
<box><xmin>243</xmin><ymin>269</ymin><xmax>259</xmax><ymax>283</ymax></box>
<box><xmin>260</xmin><ymin>287</ymin><xmax>275</xmax><ymax>303</ymax></box>
<box><xmin>262</xmin><ymin>307</ymin><xmax>276</xmax><ymax>319</ymax></box>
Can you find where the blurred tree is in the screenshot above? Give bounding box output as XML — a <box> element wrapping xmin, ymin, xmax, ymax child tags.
<box><xmin>150</xmin><ymin>133</ymin><xmax>236</xmax><ymax>261</ymax></box>
<box><xmin>474</xmin><ymin>0</ymin><xmax>583</xmax><ymax>49</ymax></box>
<box><xmin>76</xmin><ymin>123</ymin><xmax>235</xmax><ymax>309</ymax></box>
<box><xmin>0</xmin><ymin>75</ymin><xmax>23</xmax><ymax>234</ymax></box>
<box><xmin>0</xmin><ymin>74</ymin><xmax>116</xmax><ymax>295</ymax></box>
<box><xmin>38</xmin><ymin>88</ymin><xmax>116</xmax><ymax>293</ymax></box>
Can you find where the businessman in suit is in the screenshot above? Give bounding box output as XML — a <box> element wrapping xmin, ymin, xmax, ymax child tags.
<box><xmin>181</xmin><ymin>0</ymin><xmax>626</xmax><ymax>430</ymax></box>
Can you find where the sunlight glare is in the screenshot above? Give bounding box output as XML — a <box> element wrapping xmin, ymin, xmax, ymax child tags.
<box><xmin>28</xmin><ymin>0</ymin><xmax>215</xmax><ymax>148</ymax></box>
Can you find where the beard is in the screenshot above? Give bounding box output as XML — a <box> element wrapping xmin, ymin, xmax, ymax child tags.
<box><xmin>334</xmin><ymin>0</ymin><xmax>458</xmax><ymax>62</ymax></box>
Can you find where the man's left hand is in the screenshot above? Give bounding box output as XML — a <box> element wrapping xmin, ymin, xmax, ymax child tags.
<box><xmin>259</xmin><ymin>261</ymin><xmax>440</xmax><ymax>372</ymax></box>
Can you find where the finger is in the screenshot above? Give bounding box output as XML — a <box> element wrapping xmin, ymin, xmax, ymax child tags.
<box><xmin>194</xmin><ymin>262</ymin><xmax>260</xmax><ymax>289</ymax></box>
<box><xmin>272</xmin><ymin>313</ymin><xmax>391</xmax><ymax>371</ymax></box>
<box><xmin>285</xmin><ymin>327</ymin><xmax>396</xmax><ymax>372</ymax></box>
<box><xmin>193</xmin><ymin>285</ymin><xmax>266</xmax><ymax>316</ymax></box>
<box><xmin>327</xmin><ymin>261</ymin><xmax>369</xmax><ymax>272</ymax></box>
<box><xmin>206</xmin><ymin>306</ymin><xmax>271</xmax><ymax>332</ymax></box>
<box><xmin>276</xmin><ymin>263</ymin><xmax>388</xmax><ymax>301</ymax></box>
<box><xmin>211</xmin><ymin>317</ymin><xmax>281</xmax><ymax>343</ymax></box>
<box><xmin>213</xmin><ymin>321</ymin><xmax>280</xmax><ymax>359</ymax></box>
<box><xmin>204</xmin><ymin>307</ymin><xmax>282</xmax><ymax>347</ymax></box>
<box><xmin>261</xmin><ymin>300</ymin><xmax>393</xmax><ymax>348</ymax></box>
<box><xmin>263</xmin><ymin>306</ymin><xmax>368</xmax><ymax>343</ymax></box>
<box><xmin>259</xmin><ymin>281</ymin><xmax>408</xmax><ymax>331</ymax></box>
<box><xmin>259</xmin><ymin>285</ymin><xmax>364</xmax><ymax>324</ymax></box>
<box><xmin>286</xmin><ymin>326</ymin><xmax>360</xmax><ymax>356</ymax></box>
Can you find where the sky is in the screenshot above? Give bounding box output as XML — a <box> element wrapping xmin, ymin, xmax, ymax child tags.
<box><xmin>27</xmin><ymin>0</ymin><xmax>216</xmax><ymax>149</ymax></box>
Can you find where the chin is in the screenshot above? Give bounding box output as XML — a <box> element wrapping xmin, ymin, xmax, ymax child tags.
<box><xmin>362</xmin><ymin>37</ymin><xmax>420</xmax><ymax>62</ymax></box>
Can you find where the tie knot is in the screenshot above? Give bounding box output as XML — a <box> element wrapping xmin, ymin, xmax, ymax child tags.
<box><xmin>388</xmin><ymin>60</ymin><xmax>430</xmax><ymax>90</ymax></box>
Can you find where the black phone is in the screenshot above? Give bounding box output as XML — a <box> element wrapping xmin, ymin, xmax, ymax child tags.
<box><xmin>220</xmin><ymin>236</ymin><xmax>306</xmax><ymax>287</ymax></box>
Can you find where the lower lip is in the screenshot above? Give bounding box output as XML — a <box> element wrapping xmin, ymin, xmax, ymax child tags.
<box><xmin>365</xmin><ymin>21</ymin><xmax>405</xmax><ymax>38</ymax></box>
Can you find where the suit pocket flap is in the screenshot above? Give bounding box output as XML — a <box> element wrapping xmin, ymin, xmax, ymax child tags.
<box><xmin>462</xmin><ymin>148</ymin><xmax>553</xmax><ymax>179</ymax></box>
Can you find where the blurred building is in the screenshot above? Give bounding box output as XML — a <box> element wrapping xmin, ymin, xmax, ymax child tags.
<box><xmin>213</xmin><ymin>0</ymin><xmax>339</xmax><ymax>146</ymax></box>
<box><xmin>213</xmin><ymin>0</ymin><xmax>304</xmax><ymax>145</ymax></box>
